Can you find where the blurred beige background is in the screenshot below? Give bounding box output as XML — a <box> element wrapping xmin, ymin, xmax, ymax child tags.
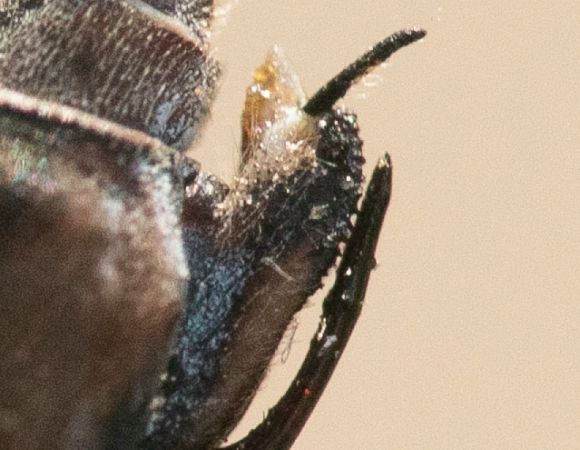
<box><xmin>193</xmin><ymin>1</ymin><xmax>580</xmax><ymax>449</ymax></box>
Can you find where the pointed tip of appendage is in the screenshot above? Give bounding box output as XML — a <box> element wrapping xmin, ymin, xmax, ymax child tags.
<box><xmin>304</xmin><ymin>28</ymin><xmax>426</xmax><ymax>116</ymax></box>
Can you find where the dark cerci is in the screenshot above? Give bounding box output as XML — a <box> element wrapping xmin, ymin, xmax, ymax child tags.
<box><xmin>0</xmin><ymin>1</ymin><xmax>424</xmax><ymax>449</ymax></box>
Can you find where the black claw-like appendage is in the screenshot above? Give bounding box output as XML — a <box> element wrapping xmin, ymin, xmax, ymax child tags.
<box><xmin>147</xmin><ymin>28</ymin><xmax>423</xmax><ymax>448</ymax></box>
<box><xmin>304</xmin><ymin>28</ymin><xmax>426</xmax><ymax>116</ymax></box>
<box><xmin>223</xmin><ymin>154</ymin><xmax>392</xmax><ymax>450</ymax></box>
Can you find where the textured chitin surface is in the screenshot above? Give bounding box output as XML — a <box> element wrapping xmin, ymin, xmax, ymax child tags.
<box><xmin>145</xmin><ymin>47</ymin><xmax>365</xmax><ymax>449</ymax></box>
<box><xmin>0</xmin><ymin>0</ymin><xmax>45</xmax><ymax>39</ymax></box>
<box><xmin>0</xmin><ymin>0</ymin><xmax>219</xmax><ymax>149</ymax></box>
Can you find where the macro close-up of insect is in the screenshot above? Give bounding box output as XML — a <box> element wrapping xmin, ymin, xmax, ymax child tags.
<box><xmin>0</xmin><ymin>1</ymin><xmax>425</xmax><ymax>448</ymax></box>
